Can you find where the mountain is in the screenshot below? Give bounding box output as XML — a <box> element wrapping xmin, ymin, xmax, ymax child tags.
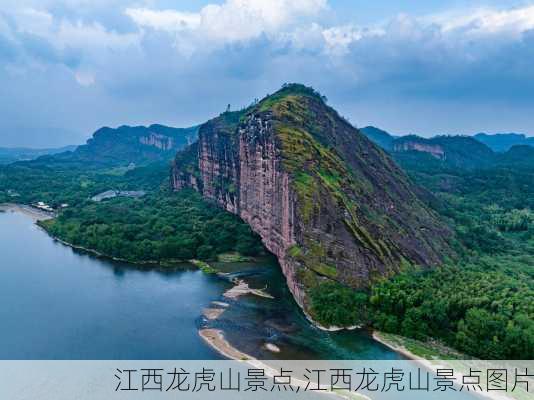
<box><xmin>474</xmin><ymin>133</ymin><xmax>534</xmax><ymax>152</ymax></box>
<box><xmin>496</xmin><ymin>145</ymin><xmax>534</xmax><ymax>168</ymax></box>
<box><xmin>359</xmin><ymin>127</ymin><xmax>534</xmax><ymax>171</ymax></box>
<box><xmin>359</xmin><ymin>127</ymin><xmax>498</xmax><ymax>170</ymax></box>
<box><xmin>0</xmin><ymin>145</ymin><xmax>77</xmax><ymax>164</ymax></box>
<box><xmin>22</xmin><ymin>124</ymin><xmax>198</xmax><ymax>169</ymax></box>
<box><xmin>172</xmin><ymin>84</ymin><xmax>454</xmax><ymax>321</ymax></box>
<box><xmin>392</xmin><ymin>135</ymin><xmax>496</xmax><ymax>170</ymax></box>
<box><xmin>359</xmin><ymin>126</ymin><xmax>396</xmax><ymax>151</ymax></box>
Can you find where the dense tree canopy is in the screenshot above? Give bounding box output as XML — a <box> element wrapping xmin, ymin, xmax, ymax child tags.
<box><xmin>41</xmin><ymin>190</ymin><xmax>264</xmax><ymax>262</ymax></box>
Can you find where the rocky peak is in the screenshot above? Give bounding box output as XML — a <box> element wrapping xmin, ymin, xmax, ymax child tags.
<box><xmin>172</xmin><ymin>84</ymin><xmax>454</xmax><ymax>318</ymax></box>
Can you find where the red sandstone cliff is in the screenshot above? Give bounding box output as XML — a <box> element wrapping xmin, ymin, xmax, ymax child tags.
<box><xmin>172</xmin><ymin>85</ymin><xmax>454</xmax><ymax>313</ymax></box>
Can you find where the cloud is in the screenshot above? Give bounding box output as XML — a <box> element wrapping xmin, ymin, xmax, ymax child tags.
<box><xmin>2</xmin><ymin>1</ymin><xmax>534</xmax><ymax>147</ymax></box>
<box><xmin>429</xmin><ymin>5</ymin><xmax>534</xmax><ymax>37</ymax></box>
<box><xmin>126</xmin><ymin>0</ymin><xmax>327</xmax><ymax>49</ymax></box>
<box><xmin>125</xmin><ymin>8</ymin><xmax>201</xmax><ymax>32</ymax></box>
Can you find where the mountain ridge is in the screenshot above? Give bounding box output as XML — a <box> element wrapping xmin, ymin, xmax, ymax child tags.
<box><xmin>172</xmin><ymin>84</ymin><xmax>454</xmax><ymax>321</ymax></box>
<box><xmin>360</xmin><ymin>126</ymin><xmax>534</xmax><ymax>170</ymax></box>
<box><xmin>19</xmin><ymin>124</ymin><xmax>199</xmax><ymax>169</ymax></box>
<box><xmin>0</xmin><ymin>145</ymin><xmax>77</xmax><ymax>165</ymax></box>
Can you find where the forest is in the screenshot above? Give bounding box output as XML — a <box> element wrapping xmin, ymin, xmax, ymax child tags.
<box><xmin>40</xmin><ymin>189</ymin><xmax>264</xmax><ymax>263</ymax></box>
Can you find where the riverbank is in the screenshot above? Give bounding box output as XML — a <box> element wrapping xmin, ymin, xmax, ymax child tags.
<box><xmin>372</xmin><ymin>331</ymin><xmax>466</xmax><ymax>361</ymax></box>
<box><xmin>198</xmin><ymin>328</ymin><xmax>370</xmax><ymax>400</ymax></box>
<box><xmin>199</xmin><ymin>329</ymin><xmax>253</xmax><ymax>360</ymax></box>
<box><xmin>0</xmin><ymin>203</ymin><xmax>54</xmax><ymax>221</ymax></box>
<box><xmin>373</xmin><ymin>332</ymin><xmax>519</xmax><ymax>400</ymax></box>
<box><xmin>38</xmin><ymin>220</ymin><xmax>247</xmax><ymax>270</ymax></box>
<box><xmin>39</xmin><ymin>229</ymin><xmax>186</xmax><ymax>267</ymax></box>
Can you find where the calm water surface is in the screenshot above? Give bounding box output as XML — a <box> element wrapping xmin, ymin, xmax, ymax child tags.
<box><xmin>0</xmin><ymin>210</ymin><xmax>401</xmax><ymax>360</ymax></box>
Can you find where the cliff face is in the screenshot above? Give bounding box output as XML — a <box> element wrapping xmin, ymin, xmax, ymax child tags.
<box><xmin>23</xmin><ymin>124</ymin><xmax>199</xmax><ymax>169</ymax></box>
<box><xmin>139</xmin><ymin>132</ymin><xmax>175</xmax><ymax>150</ymax></box>
<box><xmin>172</xmin><ymin>84</ymin><xmax>454</xmax><ymax>314</ymax></box>
<box><xmin>392</xmin><ymin>135</ymin><xmax>495</xmax><ymax>170</ymax></box>
<box><xmin>394</xmin><ymin>141</ymin><xmax>445</xmax><ymax>159</ymax></box>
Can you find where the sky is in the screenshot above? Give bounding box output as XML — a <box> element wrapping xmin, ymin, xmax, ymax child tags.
<box><xmin>1</xmin><ymin>0</ymin><xmax>534</xmax><ymax>147</ymax></box>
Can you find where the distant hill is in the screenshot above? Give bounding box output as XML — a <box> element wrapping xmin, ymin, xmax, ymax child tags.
<box><xmin>0</xmin><ymin>145</ymin><xmax>77</xmax><ymax>165</ymax></box>
<box><xmin>496</xmin><ymin>145</ymin><xmax>534</xmax><ymax>168</ymax></box>
<box><xmin>22</xmin><ymin>124</ymin><xmax>198</xmax><ymax>169</ymax></box>
<box><xmin>359</xmin><ymin>127</ymin><xmax>496</xmax><ymax>170</ymax></box>
<box><xmin>393</xmin><ymin>135</ymin><xmax>495</xmax><ymax>170</ymax></box>
<box><xmin>360</xmin><ymin>127</ymin><xmax>533</xmax><ymax>171</ymax></box>
<box><xmin>359</xmin><ymin>126</ymin><xmax>396</xmax><ymax>151</ymax></box>
<box><xmin>474</xmin><ymin>133</ymin><xmax>534</xmax><ymax>152</ymax></box>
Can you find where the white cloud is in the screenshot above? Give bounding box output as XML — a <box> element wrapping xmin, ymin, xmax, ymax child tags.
<box><xmin>126</xmin><ymin>0</ymin><xmax>327</xmax><ymax>48</ymax></box>
<box><xmin>125</xmin><ymin>8</ymin><xmax>201</xmax><ymax>32</ymax></box>
<box><xmin>12</xmin><ymin>8</ymin><xmax>54</xmax><ymax>37</ymax></box>
<box><xmin>55</xmin><ymin>20</ymin><xmax>139</xmax><ymax>51</ymax></box>
<box><xmin>123</xmin><ymin>2</ymin><xmax>534</xmax><ymax>60</ymax></box>
<box><xmin>430</xmin><ymin>5</ymin><xmax>534</xmax><ymax>37</ymax></box>
<box><xmin>9</xmin><ymin>7</ymin><xmax>140</xmax><ymax>52</ymax></box>
<box><xmin>2</xmin><ymin>7</ymin><xmax>140</xmax><ymax>86</ymax></box>
<box><xmin>322</xmin><ymin>25</ymin><xmax>384</xmax><ymax>55</ymax></box>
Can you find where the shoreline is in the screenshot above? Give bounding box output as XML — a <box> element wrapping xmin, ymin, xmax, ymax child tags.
<box><xmin>372</xmin><ymin>332</ymin><xmax>514</xmax><ymax>400</ymax></box>
<box><xmin>0</xmin><ymin>203</ymin><xmax>55</xmax><ymax>221</ymax></box>
<box><xmin>372</xmin><ymin>331</ymin><xmax>424</xmax><ymax>361</ymax></box>
<box><xmin>2</xmin><ymin>203</ymin><xmax>260</xmax><ymax>269</ymax></box>
<box><xmin>198</xmin><ymin>328</ymin><xmax>370</xmax><ymax>400</ymax></box>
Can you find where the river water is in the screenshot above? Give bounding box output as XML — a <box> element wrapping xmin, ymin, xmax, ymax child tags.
<box><xmin>0</xmin><ymin>210</ymin><xmax>401</xmax><ymax>360</ymax></box>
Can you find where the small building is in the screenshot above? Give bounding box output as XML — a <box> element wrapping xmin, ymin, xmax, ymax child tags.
<box><xmin>34</xmin><ymin>201</ymin><xmax>54</xmax><ymax>212</ymax></box>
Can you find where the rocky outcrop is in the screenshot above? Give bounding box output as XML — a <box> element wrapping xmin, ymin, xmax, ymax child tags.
<box><xmin>394</xmin><ymin>141</ymin><xmax>445</xmax><ymax>159</ymax></box>
<box><xmin>391</xmin><ymin>135</ymin><xmax>495</xmax><ymax>170</ymax></box>
<box><xmin>172</xmin><ymin>84</ymin><xmax>454</xmax><ymax>314</ymax></box>
<box><xmin>140</xmin><ymin>132</ymin><xmax>175</xmax><ymax>150</ymax></box>
<box><xmin>23</xmin><ymin>124</ymin><xmax>199</xmax><ymax>169</ymax></box>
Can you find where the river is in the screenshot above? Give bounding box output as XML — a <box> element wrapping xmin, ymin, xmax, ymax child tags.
<box><xmin>0</xmin><ymin>209</ymin><xmax>402</xmax><ymax>360</ymax></box>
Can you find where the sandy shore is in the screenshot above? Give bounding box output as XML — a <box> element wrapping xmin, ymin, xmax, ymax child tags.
<box><xmin>199</xmin><ymin>329</ymin><xmax>253</xmax><ymax>360</ymax></box>
<box><xmin>198</xmin><ymin>328</ymin><xmax>369</xmax><ymax>400</ymax></box>
<box><xmin>372</xmin><ymin>332</ymin><xmax>515</xmax><ymax>400</ymax></box>
<box><xmin>202</xmin><ymin>307</ymin><xmax>226</xmax><ymax>320</ymax></box>
<box><xmin>223</xmin><ymin>278</ymin><xmax>274</xmax><ymax>299</ymax></box>
<box><xmin>0</xmin><ymin>203</ymin><xmax>54</xmax><ymax>221</ymax></box>
<box><xmin>372</xmin><ymin>331</ymin><xmax>422</xmax><ymax>361</ymax></box>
